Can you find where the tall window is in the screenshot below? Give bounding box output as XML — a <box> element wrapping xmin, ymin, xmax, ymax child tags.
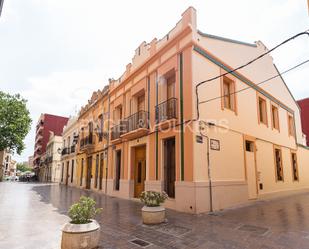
<box><xmin>258</xmin><ymin>97</ymin><xmax>268</xmax><ymax>125</ymax></box>
<box><xmin>137</xmin><ymin>95</ymin><xmax>145</xmax><ymax>112</ymax></box>
<box><xmin>271</xmin><ymin>105</ymin><xmax>279</xmax><ymax>130</ymax></box>
<box><xmin>167</xmin><ymin>74</ymin><xmax>175</xmax><ymax>100</ymax></box>
<box><xmin>288</xmin><ymin>114</ymin><xmax>295</xmax><ymax>137</ymax></box>
<box><xmin>291</xmin><ymin>152</ymin><xmax>299</xmax><ymax>181</ymax></box>
<box><xmin>98</xmin><ymin>114</ymin><xmax>103</xmax><ymax>142</ymax></box>
<box><xmin>222</xmin><ymin>76</ymin><xmax>236</xmax><ymax>111</ymax></box>
<box><xmin>274</xmin><ymin>147</ymin><xmax>283</xmax><ymax>181</ymax></box>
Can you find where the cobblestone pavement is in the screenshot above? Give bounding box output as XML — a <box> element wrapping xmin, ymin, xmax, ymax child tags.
<box><xmin>2</xmin><ymin>182</ymin><xmax>309</xmax><ymax>249</ymax></box>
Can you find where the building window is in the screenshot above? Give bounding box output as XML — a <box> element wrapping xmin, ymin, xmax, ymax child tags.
<box><xmin>258</xmin><ymin>97</ymin><xmax>268</xmax><ymax>125</ymax></box>
<box><xmin>274</xmin><ymin>147</ymin><xmax>283</xmax><ymax>181</ymax></box>
<box><xmin>291</xmin><ymin>152</ymin><xmax>299</xmax><ymax>181</ymax></box>
<box><xmin>271</xmin><ymin>105</ymin><xmax>280</xmax><ymax>130</ymax></box>
<box><xmin>221</xmin><ymin>76</ymin><xmax>236</xmax><ymax>112</ymax></box>
<box><xmin>245</xmin><ymin>141</ymin><xmax>254</xmax><ymax>152</ymax></box>
<box><xmin>98</xmin><ymin>114</ymin><xmax>103</xmax><ymax>142</ymax></box>
<box><xmin>288</xmin><ymin>113</ymin><xmax>295</xmax><ymax>137</ymax></box>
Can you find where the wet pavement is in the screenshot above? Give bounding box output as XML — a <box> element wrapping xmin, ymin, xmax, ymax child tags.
<box><xmin>1</xmin><ymin>182</ymin><xmax>309</xmax><ymax>249</ymax></box>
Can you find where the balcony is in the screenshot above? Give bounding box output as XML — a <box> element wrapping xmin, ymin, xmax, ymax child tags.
<box><xmin>155</xmin><ymin>98</ymin><xmax>177</xmax><ymax>128</ymax></box>
<box><xmin>61</xmin><ymin>147</ymin><xmax>70</xmax><ymax>156</ymax></box>
<box><xmin>120</xmin><ymin>111</ymin><xmax>149</xmax><ymax>140</ymax></box>
<box><xmin>46</xmin><ymin>156</ymin><xmax>53</xmax><ymax>164</ymax></box>
<box><xmin>111</xmin><ymin>122</ymin><xmax>126</xmax><ymax>143</ymax></box>
<box><xmin>80</xmin><ymin>135</ymin><xmax>94</xmax><ymax>152</ymax></box>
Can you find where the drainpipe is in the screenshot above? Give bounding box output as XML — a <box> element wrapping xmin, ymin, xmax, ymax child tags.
<box><xmin>199</xmin><ymin>121</ymin><xmax>214</xmax><ymax>213</ymax></box>
<box><xmin>105</xmin><ymin>95</ymin><xmax>111</xmax><ymax>195</ymax></box>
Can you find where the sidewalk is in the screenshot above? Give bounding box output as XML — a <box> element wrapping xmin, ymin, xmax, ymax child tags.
<box><xmin>2</xmin><ymin>182</ymin><xmax>309</xmax><ymax>249</ymax></box>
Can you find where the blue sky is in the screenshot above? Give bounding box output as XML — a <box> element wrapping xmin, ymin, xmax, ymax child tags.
<box><xmin>0</xmin><ymin>0</ymin><xmax>308</xmax><ymax>162</ymax></box>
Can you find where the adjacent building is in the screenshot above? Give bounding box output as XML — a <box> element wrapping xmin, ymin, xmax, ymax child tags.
<box><xmin>297</xmin><ymin>98</ymin><xmax>309</xmax><ymax>146</ymax></box>
<box><xmin>60</xmin><ymin>117</ymin><xmax>79</xmax><ymax>186</ymax></box>
<box><xmin>33</xmin><ymin>113</ymin><xmax>68</xmax><ymax>180</ymax></box>
<box><xmin>28</xmin><ymin>156</ymin><xmax>34</xmax><ymax>169</ymax></box>
<box><xmin>0</xmin><ymin>0</ymin><xmax>4</xmax><ymax>17</ymax></box>
<box><xmin>39</xmin><ymin>132</ymin><xmax>62</xmax><ymax>182</ymax></box>
<box><xmin>59</xmin><ymin>7</ymin><xmax>309</xmax><ymax>213</ymax></box>
<box><xmin>0</xmin><ymin>149</ymin><xmax>14</xmax><ymax>179</ymax></box>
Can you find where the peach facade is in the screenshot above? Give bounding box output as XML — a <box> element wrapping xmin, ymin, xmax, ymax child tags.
<box><xmin>61</xmin><ymin>7</ymin><xmax>309</xmax><ymax>213</ymax></box>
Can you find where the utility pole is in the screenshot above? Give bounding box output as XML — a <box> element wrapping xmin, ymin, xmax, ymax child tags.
<box><xmin>199</xmin><ymin>120</ymin><xmax>215</xmax><ymax>213</ymax></box>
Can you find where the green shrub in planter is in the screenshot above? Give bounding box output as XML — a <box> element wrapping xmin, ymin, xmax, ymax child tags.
<box><xmin>140</xmin><ymin>191</ymin><xmax>168</xmax><ymax>207</ymax></box>
<box><xmin>68</xmin><ymin>196</ymin><xmax>102</xmax><ymax>224</ymax></box>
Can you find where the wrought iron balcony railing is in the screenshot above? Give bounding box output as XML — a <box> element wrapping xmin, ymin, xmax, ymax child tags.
<box><xmin>111</xmin><ymin>121</ymin><xmax>126</xmax><ymax>140</ymax></box>
<box><xmin>80</xmin><ymin>135</ymin><xmax>94</xmax><ymax>149</ymax></box>
<box><xmin>125</xmin><ymin>110</ymin><xmax>149</xmax><ymax>133</ymax></box>
<box><xmin>61</xmin><ymin>147</ymin><xmax>70</xmax><ymax>155</ymax></box>
<box><xmin>155</xmin><ymin>97</ymin><xmax>177</xmax><ymax>123</ymax></box>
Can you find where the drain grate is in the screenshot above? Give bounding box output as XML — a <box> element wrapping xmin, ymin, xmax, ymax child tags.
<box><xmin>237</xmin><ymin>224</ymin><xmax>269</xmax><ymax>235</ymax></box>
<box><xmin>154</xmin><ymin>224</ymin><xmax>191</xmax><ymax>237</ymax></box>
<box><xmin>130</xmin><ymin>238</ymin><xmax>151</xmax><ymax>248</ymax></box>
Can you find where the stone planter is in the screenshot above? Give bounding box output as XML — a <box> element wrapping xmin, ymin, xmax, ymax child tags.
<box><xmin>61</xmin><ymin>219</ymin><xmax>100</xmax><ymax>249</ymax></box>
<box><xmin>142</xmin><ymin>206</ymin><xmax>166</xmax><ymax>225</ymax></box>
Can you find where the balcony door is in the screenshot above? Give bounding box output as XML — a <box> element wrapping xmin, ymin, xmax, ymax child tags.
<box><xmin>88</xmin><ymin>122</ymin><xmax>93</xmax><ymax>143</ymax></box>
<box><xmin>167</xmin><ymin>74</ymin><xmax>175</xmax><ymax>100</ymax></box>
<box><xmin>164</xmin><ymin>137</ymin><xmax>176</xmax><ymax>198</ymax></box>
<box><xmin>134</xmin><ymin>145</ymin><xmax>146</xmax><ymax>198</ymax></box>
<box><xmin>137</xmin><ymin>95</ymin><xmax>145</xmax><ymax>112</ymax></box>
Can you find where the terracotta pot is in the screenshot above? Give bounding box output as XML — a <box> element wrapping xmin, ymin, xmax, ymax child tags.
<box><xmin>142</xmin><ymin>206</ymin><xmax>166</xmax><ymax>225</ymax></box>
<box><xmin>61</xmin><ymin>219</ymin><xmax>100</xmax><ymax>249</ymax></box>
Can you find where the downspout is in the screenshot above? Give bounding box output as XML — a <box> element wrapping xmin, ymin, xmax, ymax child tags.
<box><xmin>199</xmin><ymin>122</ymin><xmax>214</xmax><ymax>213</ymax></box>
<box><xmin>105</xmin><ymin>94</ymin><xmax>111</xmax><ymax>195</ymax></box>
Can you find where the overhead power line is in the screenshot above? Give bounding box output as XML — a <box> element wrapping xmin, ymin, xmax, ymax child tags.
<box><xmin>195</xmin><ymin>30</ymin><xmax>309</xmax><ymax>119</ymax></box>
<box><xmin>198</xmin><ymin>58</ymin><xmax>309</xmax><ymax>105</ymax></box>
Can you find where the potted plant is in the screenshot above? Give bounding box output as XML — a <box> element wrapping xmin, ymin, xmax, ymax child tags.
<box><xmin>140</xmin><ymin>191</ymin><xmax>168</xmax><ymax>225</ymax></box>
<box><xmin>61</xmin><ymin>196</ymin><xmax>102</xmax><ymax>249</ymax></box>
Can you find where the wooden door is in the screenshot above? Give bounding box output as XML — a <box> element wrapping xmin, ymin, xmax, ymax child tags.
<box><xmin>245</xmin><ymin>139</ymin><xmax>258</xmax><ymax>199</ymax></box>
<box><xmin>164</xmin><ymin>137</ymin><xmax>175</xmax><ymax>198</ymax></box>
<box><xmin>80</xmin><ymin>158</ymin><xmax>84</xmax><ymax>186</ymax></box>
<box><xmin>86</xmin><ymin>156</ymin><xmax>92</xmax><ymax>189</ymax></box>
<box><xmin>65</xmin><ymin>161</ymin><xmax>69</xmax><ymax>185</ymax></box>
<box><xmin>99</xmin><ymin>153</ymin><xmax>104</xmax><ymax>190</ymax></box>
<box><xmin>115</xmin><ymin>150</ymin><xmax>121</xmax><ymax>191</ymax></box>
<box><xmin>134</xmin><ymin>146</ymin><xmax>146</xmax><ymax>198</ymax></box>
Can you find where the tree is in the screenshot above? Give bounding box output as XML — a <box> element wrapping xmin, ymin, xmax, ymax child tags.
<box><xmin>16</xmin><ymin>162</ymin><xmax>32</xmax><ymax>172</ymax></box>
<box><xmin>0</xmin><ymin>91</ymin><xmax>32</xmax><ymax>154</ymax></box>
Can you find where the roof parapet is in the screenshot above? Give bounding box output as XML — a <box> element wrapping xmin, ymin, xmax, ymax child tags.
<box><xmin>109</xmin><ymin>6</ymin><xmax>197</xmax><ymax>90</ymax></box>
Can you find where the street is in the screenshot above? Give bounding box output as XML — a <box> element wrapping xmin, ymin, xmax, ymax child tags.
<box><xmin>1</xmin><ymin>182</ymin><xmax>309</xmax><ymax>249</ymax></box>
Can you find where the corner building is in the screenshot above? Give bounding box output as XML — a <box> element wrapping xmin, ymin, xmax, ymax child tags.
<box><xmin>70</xmin><ymin>7</ymin><xmax>309</xmax><ymax>213</ymax></box>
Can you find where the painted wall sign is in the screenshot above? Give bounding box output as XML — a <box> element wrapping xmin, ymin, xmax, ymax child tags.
<box><xmin>196</xmin><ymin>135</ymin><xmax>203</xmax><ymax>144</ymax></box>
<box><xmin>210</xmin><ymin>139</ymin><xmax>220</xmax><ymax>150</ymax></box>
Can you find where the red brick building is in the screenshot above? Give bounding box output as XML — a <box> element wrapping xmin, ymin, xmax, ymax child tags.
<box><xmin>297</xmin><ymin>98</ymin><xmax>309</xmax><ymax>146</ymax></box>
<box><xmin>33</xmin><ymin>114</ymin><xmax>68</xmax><ymax>171</ymax></box>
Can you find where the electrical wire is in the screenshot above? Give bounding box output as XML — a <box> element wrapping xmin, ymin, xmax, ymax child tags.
<box><xmin>195</xmin><ymin>30</ymin><xmax>309</xmax><ymax>119</ymax></box>
<box><xmin>198</xmin><ymin>58</ymin><xmax>309</xmax><ymax>105</ymax></box>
